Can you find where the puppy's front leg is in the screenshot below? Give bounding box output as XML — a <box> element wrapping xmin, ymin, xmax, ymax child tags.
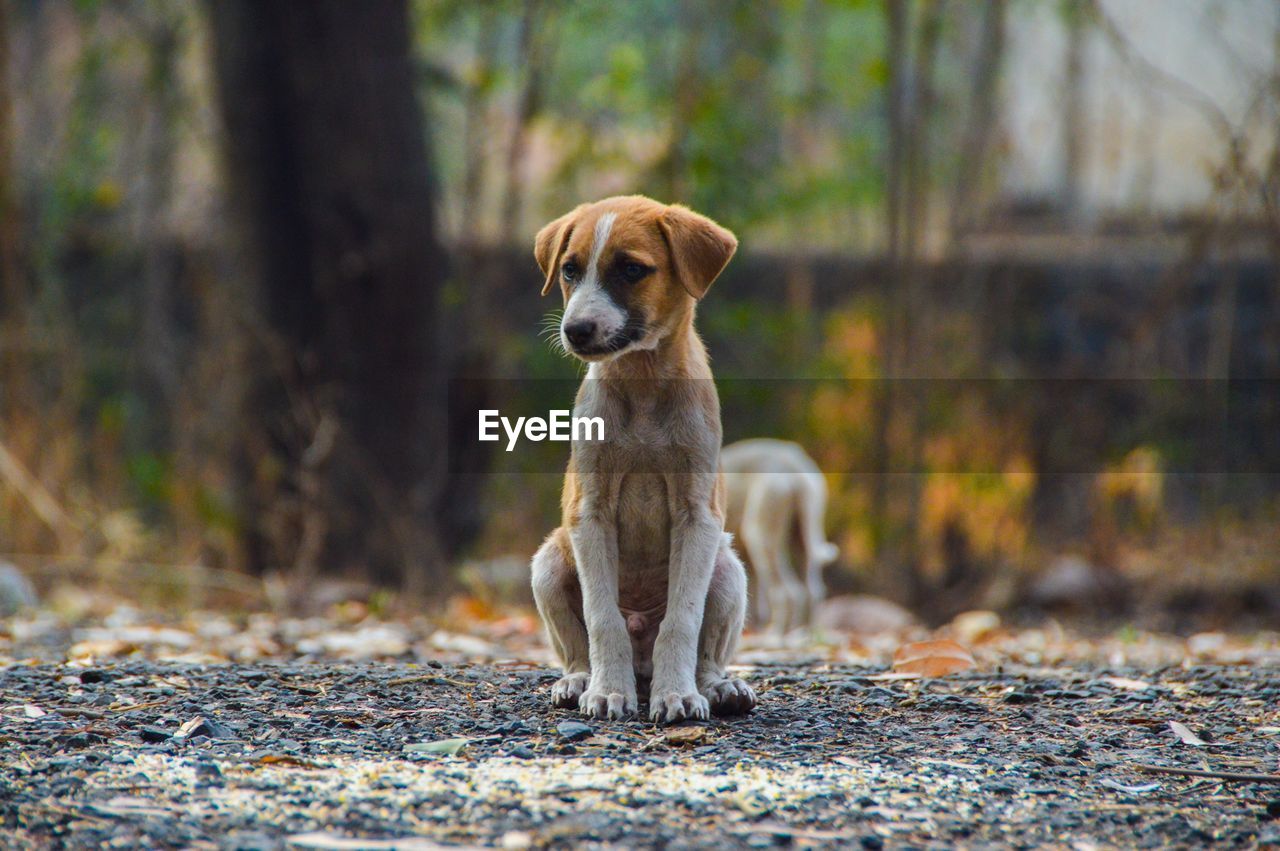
<box><xmin>570</xmin><ymin>509</ymin><xmax>637</xmax><ymax>720</ymax></box>
<box><xmin>650</xmin><ymin>475</ymin><xmax>720</xmax><ymax>723</ymax></box>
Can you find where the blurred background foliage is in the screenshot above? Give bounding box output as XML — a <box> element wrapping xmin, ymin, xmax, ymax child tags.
<box><xmin>0</xmin><ymin>0</ymin><xmax>1277</xmax><ymax>627</ymax></box>
<box><xmin>418</xmin><ymin>0</ymin><xmax>888</xmax><ymax>248</ymax></box>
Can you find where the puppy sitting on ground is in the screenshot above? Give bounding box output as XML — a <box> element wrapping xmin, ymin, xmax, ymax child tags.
<box><xmin>529</xmin><ymin>195</ymin><xmax>756</xmax><ymax>722</ymax></box>
<box><xmin>722</xmin><ymin>439</ymin><xmax>839</xmax><ymax>634</ymax></box>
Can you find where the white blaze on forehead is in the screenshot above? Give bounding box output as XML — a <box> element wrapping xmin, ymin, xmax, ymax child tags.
<box><xmin>585</xmin><ymin>212</ymin><xmax>617</xmax><ymax>286</ymax></box>
<box><xmin>562</xmin><ymin>211</ymin><xmax>625</xmax><ymax>341</ymax></box>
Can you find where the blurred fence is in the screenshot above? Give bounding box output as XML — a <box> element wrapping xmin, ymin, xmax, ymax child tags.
<box><xmin>448</xmin><ymin>234</ymin><xmax>1278</xmax><ymax>610</ymax></box>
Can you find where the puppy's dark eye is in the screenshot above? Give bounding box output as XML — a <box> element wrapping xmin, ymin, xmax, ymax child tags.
<box><xmin>561</xmin><ymin>262</ymin><xmax>580</xmax><ymax>282</ymax></box>
<box><xmin>623</xmin><ymin>262</ymin><xmax>648</xmax><ymax>282</ymax></box>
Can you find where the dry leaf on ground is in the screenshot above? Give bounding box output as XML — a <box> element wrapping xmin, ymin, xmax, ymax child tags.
<box><xmin>404</xmin><ymin>737</ymin><xmax>469</xmax><ymax>755</ymax></box>
<box><xmin>642</xmin><ymin>725</ymin><xmax>714</xmax><ymax>750</ymax></box>
<box><xmin>1098</xmin><ymin>778</ymin><xmax>1161</xmax><ymax>794</ymax></box>
<box><xmin>892</xmin><ymin>639</ymin><xmax>977</xmax><ymax>677</ymax></box>
<box><xmin>1101</xmin><ymin>676</ymin><xmax>1152</xmax><ymax>691</ymax></box>
<box><xmin>950</xmin><ymin>610</ymin><xmax>1002</xmax><ymax>644</ymax></box>
<box><xmin>1169</xmin><ymin>720</ymin><xmax>1208</xmax><ymax>746</ymax></box>
<box><xmin>288</xmin><ymin>833</ymin><xmax>467</xmax><ymax>850</ymax></box>
<box><xmin>257</xmin><ymin>753</ymin><xmax>322</xmax><ymax>768</ymax></box>
<box><xmin>87</xmin><ymin>796</ymin><xmax>173</xmax><ymax>819</ymax></box>
<box><xmin>175</xmin><ymin>717</ymin><xmax>205</xmax><ymax>739</ymax></box>
<box><xmin>663</xmin><ymin>726</ymin><xmax>712</xmax><ymax>746</ymax></box>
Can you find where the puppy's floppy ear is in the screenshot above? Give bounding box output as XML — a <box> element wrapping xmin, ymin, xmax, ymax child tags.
<box><xmin>534</xmin><ymin>205</ymin><xmax>585</xmax><ymax>297</ymax></box>
<box><xmin>656</xmin><ymin>205</ymin><xmax>738</xmax><ymax>300</ymax></box>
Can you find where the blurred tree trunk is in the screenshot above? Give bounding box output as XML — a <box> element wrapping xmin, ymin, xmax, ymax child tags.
<box><xmin>0</xmin><ymin>2</ymin><xmax>78</xmax><ymax>555</ymax></box>
<box><xmin>206</xmin><ymin>0</ymin><xmax>448</xmax><ymax>596</ymax></box>
<box><xmin>875</xmin><ymin>0</ymin><xmax>956</xmax><ymax>612</ymax></box>
<box><xmin>0</xmin><ymin>0</ymin><xmax>24</xmax><ymax>377</ymax></box>
<box><xmin>0</xmin><ymin>0</ymin><xmax>28</xmax><ymax>531</ymax></box>
<box><xmin>499</xmin><ymin>0</ymin><xmax>549</xmax><ymax>242</ymax></box>
<box><xmin>137</xmin><ymin>8</ymin><xmax>183</xmax><ymax>441</ymax></box>
<box><xmin>950</xmin><ymin>0</ymin><xmax>1006</xmax><ymax>238</ymax></box>
<box><xmin>459</xmin><ymin>9</ymin><xmax>501</xmax><ymax>245</ymax></box>
<box><xmin>899</xmin><ymin>0</ymin><xmax>946</xmax><ymax>609</ymax></box>
<box><xmin>870</xmin><ymin>0</ymin><xmax>909</xmax><ymax>575</ymax></box>
<box><xmin>662</xmin><ymin>0</ymin><xmax>700</xmax><ymax>202</ymax></box>
<box><xmin>1060</xmin><ymin>2</ymin><xmax>1087</xmax><ymax>224</ymax></box>
<box><xmin>442</xmin><ymin>10</ymin><xmax>505</xmax><ymax>558</ymax></box>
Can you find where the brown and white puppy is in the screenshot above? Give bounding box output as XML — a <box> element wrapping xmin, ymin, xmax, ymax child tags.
<box><xmin>529</xmin><ymin>195</ymin><xmax>756</xmax><ymax>722</ymax></box>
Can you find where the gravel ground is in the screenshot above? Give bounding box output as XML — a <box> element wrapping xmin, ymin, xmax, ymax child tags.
<box><xmin>3</xmin><ymin>658</ymin><xmax>1280</xmax><ymax>849</ymax></box>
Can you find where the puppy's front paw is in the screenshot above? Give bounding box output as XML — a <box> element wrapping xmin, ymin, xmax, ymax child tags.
<box><xmin>649</xmin><ymin>689</ymin><xmax>710</xmax><ymax>724</ymax></box>
<box><xmin>578</xmin><ymin>686</ymin><xmax>636</xmax><ymax>720</ymax></box>
<box><xmin>701</xmin><ymin>677</ymin><xmax>756</xmax><ymax>716</ymax></box>
<box><xmin>551</xmin><ymin>672</ymin><xmax>590</xmax><ymax>708</ymax></box>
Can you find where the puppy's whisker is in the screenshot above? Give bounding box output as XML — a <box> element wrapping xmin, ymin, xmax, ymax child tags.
<box><xmin>543</xmin><ymin>329</ymin><xmax>572</xmax><ymax>359</ymax></box>
<box><xmin>536</xmin><ymin>307</ymin><xmax>575</xmax><ymax>359</ymax></box>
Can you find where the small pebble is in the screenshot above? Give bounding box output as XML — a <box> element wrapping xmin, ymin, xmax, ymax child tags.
<box><xmin>556</xmin><ymin>720</ymin><xmax>592</xmax><ymax>742</ymax></box>
<box><xmin>139</xmin><ymin>726</ymin><xmax>172</xmax><ymax>743</ymax></box>
<box><xmin>496</xmin><ymin>719</ymin><xmax>531</xmax><ymax>737</ymax></box>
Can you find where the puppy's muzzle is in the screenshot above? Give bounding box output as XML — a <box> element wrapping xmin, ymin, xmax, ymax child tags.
<box><xmin>563</xmin><ymin>320</ymin><xmax>597</xmax><ymax>350</ymax></box>
<box><xmin>561</xmin><ymin>320</ymin><xmax>645</xmax><ymax>358</ymax></box>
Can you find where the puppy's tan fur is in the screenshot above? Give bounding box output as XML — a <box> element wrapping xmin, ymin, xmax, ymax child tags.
<box><xmin>530</xmin><ymin>195</ymin><xmax>756</xmax><ymax>722</ymax></box>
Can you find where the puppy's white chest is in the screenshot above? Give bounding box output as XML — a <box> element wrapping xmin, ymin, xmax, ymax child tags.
<box><xmin>616</xmin><ymin>474</ymin><xmax>671</xmax><ymax>569</ymax></box>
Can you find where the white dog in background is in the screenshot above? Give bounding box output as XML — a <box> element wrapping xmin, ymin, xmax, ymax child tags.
<box><xmin>722</xmin><ymin>439</ymin><xmax>838</xmax><ymax>634</ymax></box>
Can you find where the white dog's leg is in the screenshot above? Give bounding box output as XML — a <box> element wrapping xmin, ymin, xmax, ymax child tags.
<box><xmin>799</xmin><ymin>477</ymin><xmax>835</xmax><ymax>627</ymax></box>
<box><xmin>770</xmin><ymin>523</ymin><xmax>807</xmax><ymax>633</ymax></box>
<box><xmin>570</xmin><ymin>513</ymin><xmax>637</xmax><ymax>720</ymax></box>
<box><xmin>696</xmin><ymin>536</ymin><xmax>756</xmax><ymax>715</ymax></box>
<box><xmin>742</xmin><ymin>500</ymin><xmax>805</xmax><ymax>635</ymax></box>
<box><xmin>530</xmin><ymin>533</ymin><xmax>590</xmax><ymax>708</ymax></box>
<box><xmin>743</xmin><ymin>526</ymin><xmax>786</xmax><ymax>634</ymax></box>
<box><xmin>740</xmin><ymin>487</ymin><xmax>779</xmax><ymax>631</ymax></box>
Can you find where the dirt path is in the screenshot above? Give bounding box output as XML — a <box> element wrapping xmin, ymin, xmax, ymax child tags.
<box><xmin>3</xmin><ymin>659</ymin><xmax>1279</xmax><ymax>849</ymax></box>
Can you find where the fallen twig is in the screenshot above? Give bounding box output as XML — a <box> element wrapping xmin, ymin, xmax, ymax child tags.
<box><xmin>108</xmin><ymin>699</ymin><xmax>172</xmax><ymax>713</ymax></box>
<box><xmin>385</xmin><ymin>674</ymin><xmax>472</xmax><ymax>688</ymax></box>
<box><xmin>53</xmin><ymin>707</ymin><xmax>106</xmax><ymax>720</ymax></box>
<box><xmin>1132</xmin><ymin>763</ymin><xmax>1280</xmax><ymax>784</ymax></box>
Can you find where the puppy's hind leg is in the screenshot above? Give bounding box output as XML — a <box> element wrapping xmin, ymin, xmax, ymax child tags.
<box><xmin>696</xmin><ymin>535</ymin><xmax>757</xmax><ymax>716</ymax></box>
<box><xmin>531</xmin><ymin>531</ymin><xmax>590</xmax><ymax>708</ymax></box>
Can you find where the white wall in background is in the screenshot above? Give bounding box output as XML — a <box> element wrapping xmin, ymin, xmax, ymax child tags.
<box><xmin>1001</xmin><ymin>0</ymin><xmax>1278</xmax><ymax>217</ymax></box>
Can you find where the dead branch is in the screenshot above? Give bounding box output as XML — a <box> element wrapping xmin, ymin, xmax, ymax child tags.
<box><xmin>1132</xmin><ymin>763</ymin><xmax>1280</xmax><ymax>784</ymax></box>
<box><xmin>1086</xmin><ymin>0</ymin><xmax>1234</xmax><ymax>139</ymax></box>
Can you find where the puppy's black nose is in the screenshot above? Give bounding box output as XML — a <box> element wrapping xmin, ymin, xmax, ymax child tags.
<box><xmin>564</xmin><ymin>320</ymin><xmax>596</xmax><ymax>348</ymax></box>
